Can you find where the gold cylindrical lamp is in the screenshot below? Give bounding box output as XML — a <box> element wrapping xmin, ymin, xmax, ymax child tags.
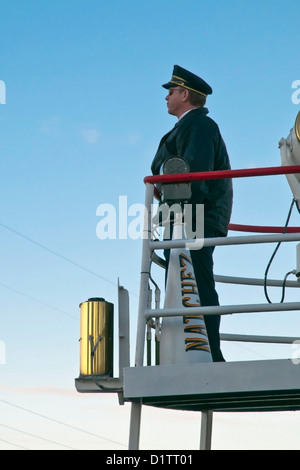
<box><xmin>79</xmin><ymin>297</ymin><xmax>114</xmax><ymax>377</ymax></box>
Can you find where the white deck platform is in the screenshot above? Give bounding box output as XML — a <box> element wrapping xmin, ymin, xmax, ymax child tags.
<box><xmin>122</xmin><ymin>359</ymin><xmax>300</xmax><ymax>412</ymax></box>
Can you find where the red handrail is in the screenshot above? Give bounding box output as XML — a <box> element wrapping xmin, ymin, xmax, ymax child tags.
<box><xmin>145</xmin><ymin>164</ymin><xmax>300</xmax><ymax>234</ymax></box>
<box><xmin>228</xmin><ymin>224</ymin><xmax>300</xmax><ymax>233</ymax></box>
<box><xmin>144</xmin><ymin>164</ymin><xmax>300</xmax><ymax>184</ymax></box>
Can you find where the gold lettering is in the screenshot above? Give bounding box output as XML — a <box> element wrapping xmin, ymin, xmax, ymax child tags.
<box><xmin>185</xmin><ymin>337</ymin><xmax>210</xmax><ymax>352</ymax></box>
<box><xmin>184</xmin><ymin>314</ymin><xmax>204</xmax><ymax>322</ymax></box>
<box><xmin>181</xmin><ymin>281</ymin><xmax>198</xmax><ymax>294</ymax></box>
<box><xmin>182</xmin><ymin>296</ymin><xmax>199</xmax><ymax>307</ymax></box>
<box><xmin>184</xmin><ymin>325</ymin><xmax>207</xmax><ymax>335</ymax></box>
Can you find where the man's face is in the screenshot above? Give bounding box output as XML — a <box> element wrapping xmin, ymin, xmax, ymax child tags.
<box><xmin>165</xmin><ymin>86</ymin><xmax>185</xmax><ymax>117</ymax></box>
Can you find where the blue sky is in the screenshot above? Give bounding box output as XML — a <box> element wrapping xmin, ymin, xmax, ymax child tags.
<box><xmin>1</xmin><ymin>0</ymin><xmax>300</xmax><ymax>450</ymax></box>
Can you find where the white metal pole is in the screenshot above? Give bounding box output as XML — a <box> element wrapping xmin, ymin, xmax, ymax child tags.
<box><xmin>200</xmin><ymin>411</ymin><xmax>213</xmax><ymax>450</ymax></box>
<box><xmin>150</xmin><ymin>232</ymin><xmax>300</xmax><ymax>250</ymax></box>
<box><xmin>134</xmin><ymin>183</ymin><xmax>154</xmax><ymax>367</ymax></box>
<box><xmin>128</xmin><ymin>399</ymin><xmax>142</xmax><ymax>450</ymax></box>
<box><xmin>129</xmin><ymin>183</ymin><xmax>154</xmax><ymax>450</ymax></box>
<box><xmin>144</xmin><ymin>300</ymin><xmax>300</xmax><ymax>318</ymax></box>
<box><xmin>118</xmin><ymin>282</ymin><xmax>130</xmax><ymax>377</ymax></box>
<box><xmin>214</xmin><ymin>274</ymin><xmax>300</xmax><ymax>288</ymax></box>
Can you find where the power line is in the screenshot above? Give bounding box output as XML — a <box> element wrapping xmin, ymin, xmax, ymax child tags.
<box><xmin>0</xmin><ymin>398</ymin><xmax>127</xmax><ymax>448</ymax></box>
<box><xmin>0</xmin><ymin>423</ymin><xmax>76</xmax><ymax>450</ymax></box>
<box><xmin>0</xmin><ymin>282</ymin><xmax>78</xmax><ymax>320</ymax></box>
<box><xmin>0</xmin><ymin>224</ymin><xmax>132</xmax><ymax>449</ymax></box>
<box><xmin>0</xmin><ymin>222</ymin><xmax>117</xmax><ymax>287</ymax></box>
<box><xmin>0</xmin><ymin>438</ymin><xmax>28</xmax><ymax>450</ymax></box>
<box><xmin>0</xmin><ymin>221</ymin><xmax>138</xmax><ymax>297</ymax></box>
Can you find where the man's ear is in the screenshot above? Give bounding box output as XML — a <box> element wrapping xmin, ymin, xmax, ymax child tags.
<box><xmin>182</xmin><ymin>89</ymin><xmax>190</xmax><ymax>102</ymax></box>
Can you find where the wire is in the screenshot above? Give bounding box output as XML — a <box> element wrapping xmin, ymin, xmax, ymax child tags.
<box><xmin>0</xmin><ymin>438</ymin><xmax>28</xmax><ymax>450</ymax></box>
<box><xmin>0</xmin><ymin>282</ymin><xmax>78</xmax><ymax>320</ymax></box>
<box><xmin>0</xmin><ymin>221</ymin><xmax>138</xmax><ymax>298</ymax></box>
<box><xmin>264</xmin><ymin>198</ymin><xmax>296</xmax><ymax>303</ymax></box>
<box><xmin>0</xmin><ymin>398</ymin><xmax>126</xmax><ymax>448</ymax></box>
<box><xmin>0</xmin><ymin>222</ymin><xmax>117</xmax><ymax>285</ymax></box>
<box><xmin>0</xmin><ymin>423</ymin><xmax>76</xmax><ymax>450</ymax></box>
<box><xmin>0</xmin><ymin>225</ymin><xmax>129</xmax><ymax>448</ymax></box>
<box><xmin>280</xmin><ymin>270</ymin><xmax>297</xmax><ymax>303</ymax></box>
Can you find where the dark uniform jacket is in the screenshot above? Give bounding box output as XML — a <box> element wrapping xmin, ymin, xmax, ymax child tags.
<box><xmin>151</xmin><ymin>107</ymin><xmax>233</xmax><ymax>236</ymax></box>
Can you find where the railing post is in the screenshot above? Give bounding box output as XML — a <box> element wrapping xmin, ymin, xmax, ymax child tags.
<box><xmin>200</xmin><ymin>410</ymin><xmax>213</xmax><ymax>450</ymax></box>
<box><xmin>128</xmin><ymin>183</ymin><xmax>154</xmax><ymax>450</ymax></box>
<box><xmin>134</xmin><ymin>182</ymin><xmax>154</xmax><ymax>367</ymax></box>
<box><xmin>128</xmin><ymin>399</ymin><xmax>142</xmax><ymax>450</ymax></box>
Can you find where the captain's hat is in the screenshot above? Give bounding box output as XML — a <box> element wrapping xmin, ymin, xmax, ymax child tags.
<box><xmin>162</xmin><ymin>65</ymin><xmax>212</xmax><ymax>97</ymax></box>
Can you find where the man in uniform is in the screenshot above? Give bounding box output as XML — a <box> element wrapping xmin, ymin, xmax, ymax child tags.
<box><xmin>151</xmin><ymin>65</ymin><xmax>233</xmax><ymax>362</ymax></box>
